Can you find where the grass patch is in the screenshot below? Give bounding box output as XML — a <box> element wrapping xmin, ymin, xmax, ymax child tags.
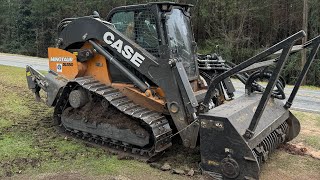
<box><xmin>292</xmin><ymin>110</ymin><xmax>320</xmax><ymax>131</ymax></box>
<box><xmin>261</xmin><ymin>150</ymin><xmax>320</xmax><ymax>180</ymax></box>
<box><xmin>0</xmin><ymin>118</ymin><xmax>14</xmax><ymax>129</ymax></box>
<box><xmin>0</xmin><ymin>90</ymin><xmax>31</xmax><ymax>117</ymax></box>
<box><xmin>0</xmin><ymin>133</ymin><xmax>39</xmax><ymax>160</ymax></box>
<box><xmin>0</xmin><ymin>66</ymin><xmax>193</xmax><ymax>180</ymax></box>
<box><xmin>32</xmin><ymin>152</ymin><xmax>119</xmax><ymax>175</ymax></box>
<box><xmin>298</xmin><ymin>85</ymin><xmax>320</xmax><ymax>91</ymax></box>
<box><xmin>293</xmin><ymin>111</ymin><xmax>320</xmax><ymax>134</ymax></box>
<box><xmin>292</xmin><ymin>111</ymin><xmax>320</xmax><ymax>125</ymax></box>
<box><xmin>304</xmin><ymin>136</ymin><xmax>320</xmax><ymax>150</ymax></box>
<box><xmin>0</xmin><ymin>65</ymin><xmax>28</xmax><ymax>88</ymax></box>
<box><xmin>0</xmin><ymin>86</ymin><xmax>31</xmax><ymax>129</ymax></box>
<box><xmin>0</xmin><ymin>65</ymin><xmax>319</xmax><ymax>179</ymax></box>
<box><xmin>291</xmin><ymin>111</ymin><xmax>320</xmax><ymax>150</ymax></box>
<box><xmin>23</xmin><ymin>142</ymin><xmax>182</xmax><ymax>180</ymax></box>
<box><xmin>52</xmin><ymin>139</ymin><xmax>93</xmax><ymax>155</ymax></box>
<box><xmin>231</xmin><ymin>78</ymin><xmax>320</xmax><ymax>90</ymax></box>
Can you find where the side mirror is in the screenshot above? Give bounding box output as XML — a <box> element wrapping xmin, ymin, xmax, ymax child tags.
<box><xmin>92</xmin><ymin>11</ymin><xmax>100</xmax><ymax>18</ymax></box>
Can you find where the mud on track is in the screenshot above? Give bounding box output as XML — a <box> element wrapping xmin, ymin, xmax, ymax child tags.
<box><xmin>0</xmin><ymin>80</ymin><xmax>202</xmax><ymax>179</ymax></box>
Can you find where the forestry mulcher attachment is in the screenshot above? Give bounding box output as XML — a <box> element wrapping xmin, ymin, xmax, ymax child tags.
<box><xmin>26</xmin><ymin>2</ymin><xmax>320</xmax><ymax>179</ymax></box>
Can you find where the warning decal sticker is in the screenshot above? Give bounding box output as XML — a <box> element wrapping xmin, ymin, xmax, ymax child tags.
<box><xmin>57</xmin><ymin>64</ymin><xmax>62</xmax><ymax>72</ymax></box>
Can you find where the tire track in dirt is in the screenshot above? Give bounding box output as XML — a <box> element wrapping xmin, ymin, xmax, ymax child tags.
<box><xmin>279</xmin><ymin>143</ymin><xmax>320</xmax><ymax>160</ymax></box>
<box><xmin>0</xmin><ymin>82</ymin><xmax>199</xmax><ymax>178</ymax></box>
<box><xmin>0</xmin><ymin>82</ymin><xmax>57</xmax><ymax>178</ymax></box>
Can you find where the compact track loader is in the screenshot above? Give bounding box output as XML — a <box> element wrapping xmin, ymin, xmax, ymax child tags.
<box><xmin>26</xmin><ymin>2</ymin><xmax>320</xmax><ymax>179</ymax></box>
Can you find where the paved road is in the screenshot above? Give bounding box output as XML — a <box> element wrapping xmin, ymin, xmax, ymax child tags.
<box><xmin>0</xmin><ymin>53</ymin><xmax>319</xmax><ymax>113</ymax></box>
<box><xmin>0</xmin><ymin>53</ymin><xmax>48</xmax><ymax>71</ymax></box>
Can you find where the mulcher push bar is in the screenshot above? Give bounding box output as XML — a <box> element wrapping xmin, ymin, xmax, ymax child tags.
<box><xmin>285</xmin><ymin>35</ymin><xmax>320</xmax><ymax>109</ymax></box>
<box><xmin>199</xmin><ymin>30</ymin><xmax>311</xmax><ymax>139</ymax></box>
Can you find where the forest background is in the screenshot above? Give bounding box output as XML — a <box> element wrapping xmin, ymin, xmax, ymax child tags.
<box><xmin>0</xmin><ymin>0</ymin><xmax>319</xmax><ymax>85</ymax></box>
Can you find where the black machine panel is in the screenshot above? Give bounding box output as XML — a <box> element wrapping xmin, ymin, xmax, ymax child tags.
<box><xmin>107</xmin><ymin>8</ymin><xmax>161</xmax><ymax>83</ymax></box>
<box><xmin>107</xmin><ymin>3</ymin><xmax>198</xmax><ymax>81</ymax></box>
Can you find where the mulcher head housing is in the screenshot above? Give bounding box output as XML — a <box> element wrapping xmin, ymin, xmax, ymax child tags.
<box><xmin>198</xmin><ymin>31</ymin><xmax>320</xmax><ymax>179</ymax></box>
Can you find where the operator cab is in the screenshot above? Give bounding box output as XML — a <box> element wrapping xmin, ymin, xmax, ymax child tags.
<box><xmin>106</xmin><ymin>2</ymin><xmax>198</xmax><ymax>81</ymax></box>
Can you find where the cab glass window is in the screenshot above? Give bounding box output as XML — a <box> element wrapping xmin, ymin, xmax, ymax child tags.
<box><xmin>110</xmin><ymin>10</ymin><xmax>160</xmax><ymax>57</ymax></box>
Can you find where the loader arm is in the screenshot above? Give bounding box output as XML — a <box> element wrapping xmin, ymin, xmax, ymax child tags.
<box><xmin>56</xmin><ymin>16</ymin><xmax>199</xmax><ymax>148</ymax></box>
<box><xmin>26</xmin><ymin>65</ymin><xmax>47</xmax><ymax>102</ymax></box>
<box><xmin>26</xmin><ymin>65</ymin><xmax>67</xmax><ymax>106</ymax></box>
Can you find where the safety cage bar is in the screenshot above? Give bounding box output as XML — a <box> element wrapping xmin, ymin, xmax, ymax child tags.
<box><xmin>199</xmin><ymin>30</ymin><xmax>320</xmax><ymax>139</ymax></box>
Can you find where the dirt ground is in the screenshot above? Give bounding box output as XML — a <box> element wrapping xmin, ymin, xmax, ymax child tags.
<box><xmin>0</xmin><ymin>65</ymin><xmax>319</xmax><ymax>180</ymax></box>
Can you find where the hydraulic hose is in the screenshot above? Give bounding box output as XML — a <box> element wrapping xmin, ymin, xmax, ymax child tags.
<box><xmin>245</xmin><ymin>70</ymin><xmax>286</xmax><ymax>100</ymax></box>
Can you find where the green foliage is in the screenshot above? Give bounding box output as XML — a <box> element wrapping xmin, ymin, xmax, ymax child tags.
<box><xmin>305</xmin><ymin>135</ymin><xmax>320</xmax><ymax>149</ymax></box>
<box><xmin>0</xmin><ymin>0</ymin><xmax>319</xmax><ymax>85</ymax></box>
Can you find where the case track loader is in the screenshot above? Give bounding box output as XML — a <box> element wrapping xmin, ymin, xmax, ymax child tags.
<box><xmin>25</xmin><ymin>2</ymin><xmax>320</xmax><ymax>179</ymax></box>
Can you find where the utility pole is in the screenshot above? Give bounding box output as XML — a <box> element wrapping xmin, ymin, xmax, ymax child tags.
<box><xmin>301</xmin><ymin>0</ymin><xmax>308</xmax><ymax>85</ymax></box>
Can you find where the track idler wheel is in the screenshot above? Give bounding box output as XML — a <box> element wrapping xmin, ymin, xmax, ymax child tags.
<box><xmin>69</xmin><ymin>89</ymin><xmax>89</xmax><ymax>109</ymax></box>
<box><xmin>101</xmin><ymin>99</ymin><xmax>110</xmax><ymax>109</ymax></box>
